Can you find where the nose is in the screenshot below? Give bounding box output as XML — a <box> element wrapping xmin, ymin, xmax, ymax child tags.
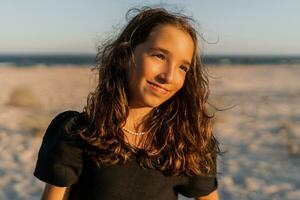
<box><xmin>156</xmin><ymin>61</ymin><xmax>175</xmax><ymax>84</ymax></box>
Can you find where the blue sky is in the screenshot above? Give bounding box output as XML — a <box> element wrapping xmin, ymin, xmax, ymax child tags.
<box><xmin>1</xmin><ymin>0</ymin><xmax>300</xmax><ymax>55</ymax></box>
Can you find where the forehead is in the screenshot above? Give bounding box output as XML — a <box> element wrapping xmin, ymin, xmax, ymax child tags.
<box><xmin>143</xmin><ymin>25</ymin><xmax>195</xmax><ymax>61</ymax></box>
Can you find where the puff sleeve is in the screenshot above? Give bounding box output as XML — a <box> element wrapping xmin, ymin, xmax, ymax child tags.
<box><xmin>177</xmin><ymin>175</ymin><xmax>218</xmax><ymax>198</ymax></box>
<box><xmin>176</xmin><ymin>155</ymin><xmax>218</xmax><ymax>198</ymax></box>
<box><xmin>33</xmin><ymin>110</ymin><xmax>84</xmax><ymax>187</ymax></box>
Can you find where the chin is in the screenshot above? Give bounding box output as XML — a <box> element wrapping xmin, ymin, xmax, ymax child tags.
<box><xmin>137</xmin><ymin>96</ymin><xmax>160</xmax><ymax>108</ymax></box>
<box><xmin>144</xmin><ymin>96</ymin><xmax>169</xmax><ymax>108</ymax></box>
<box><xmin>143</xmin><ymin>100</ymin><xmax>160</xmax><ymax>108</ymax></box>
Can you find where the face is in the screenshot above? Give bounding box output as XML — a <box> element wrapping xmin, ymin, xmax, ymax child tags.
<box><xmin>126</xmin><ymin>24</ymin><xmax>194</xmax><ymax>108</ymax></box>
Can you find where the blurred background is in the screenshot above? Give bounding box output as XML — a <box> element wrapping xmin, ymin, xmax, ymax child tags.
<box><xmin>0</xmin><ymin>0</ymin><xmax>299</xmax><ymax>199</ymax></box>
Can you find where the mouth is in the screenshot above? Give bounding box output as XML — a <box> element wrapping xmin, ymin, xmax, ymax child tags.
<box><xmin>146</xmin><ymin>81</ymin><xmax>169</xmax><ymax>94</ymax></box>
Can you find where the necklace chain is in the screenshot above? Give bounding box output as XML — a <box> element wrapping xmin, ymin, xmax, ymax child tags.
<box><xmin>122</xmin><ymin>127</ymin><xmax>147</xmax><ymax>136</ymax></box>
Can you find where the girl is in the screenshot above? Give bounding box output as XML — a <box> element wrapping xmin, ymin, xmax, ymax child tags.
<box><xmin>34</xmin><ymin>7</ymin><xmax>220</xmax><ymax>200</ymax></box>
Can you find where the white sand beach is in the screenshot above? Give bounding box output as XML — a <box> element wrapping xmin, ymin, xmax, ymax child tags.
<box><xmin>0</xmin><ymin>64</ymin><xmax>299</xmax><ymax>200</ymax></box>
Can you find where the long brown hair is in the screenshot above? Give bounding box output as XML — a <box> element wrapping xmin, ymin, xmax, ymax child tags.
<box><xmin>78</xmin><ymin>7</ymin><xmax>219</xmax><ymax>176</ymax></box>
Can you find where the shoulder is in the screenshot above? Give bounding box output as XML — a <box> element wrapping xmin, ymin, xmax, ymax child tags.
<box><xmin>36</xmin><ymin>109</ymin><xmax>89</xmax><ymax>164</ymax></box>
<box><xmin>43</xmin><ymin>110</ymin><xmax>87</xmax><ymax>140</ymax></box>
<box><xmin>48</xmin><ymin>110</ymin><xmax>85</xmax><ymax>131</ymax></box>
<box><xmin>34</xmin><ymin>110</ymin><xmax>87</xmax><ymax>186</ymax></box>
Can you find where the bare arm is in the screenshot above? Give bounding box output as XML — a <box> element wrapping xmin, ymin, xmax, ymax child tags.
<box><xmin>41</xmin><ymin>184</ymin><xmax>70</xmax><ymax>200</ymax></box>
<box><xmin>195</xmin><ymin>190</ymin><xmax>219</xmax><ymax>200</ymax></box>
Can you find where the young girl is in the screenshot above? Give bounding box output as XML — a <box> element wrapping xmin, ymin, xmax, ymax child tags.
<box><xmin>34</xmin><ymin>7</ymin><xmax>220</xmax><ymax>200</ymax></box>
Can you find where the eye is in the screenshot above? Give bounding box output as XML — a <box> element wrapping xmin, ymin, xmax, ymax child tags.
<box><xmin>179</xmin><ymin>65</ymin><xmax>190</xmax><ymax>73</ymax></box>
<box><xmin>153</xmin><ymin>53</ymin><xmax>165</xmax><ymax>60</ymax></box>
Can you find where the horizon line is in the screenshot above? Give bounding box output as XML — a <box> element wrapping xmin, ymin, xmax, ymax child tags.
<box><xmin>1</xmin><ymin>52</ymin><xmax>300</xmax><ymax>57</ymax></box>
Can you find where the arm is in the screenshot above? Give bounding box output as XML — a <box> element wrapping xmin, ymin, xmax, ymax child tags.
<box><xmin>195</xmin><ymin>189</ymin><xmax>219</xmax><ymax>200</ymax></box>
<box><xmin>41</xmin><ymin>184</ymin><xmax>70</xmax><ymax>200</ymax></box>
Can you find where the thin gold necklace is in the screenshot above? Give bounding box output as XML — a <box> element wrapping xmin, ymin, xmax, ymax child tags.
<box><xmin>122</xmin><ymin>127</ymin><xmax>147</xmax><ymax>136</ymax></box>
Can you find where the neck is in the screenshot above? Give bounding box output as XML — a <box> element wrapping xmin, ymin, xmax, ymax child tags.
<box><xmin>125</xmin><ymin>106</ymin><xmax>153</xmax><ymax>132</ymax></box>
<box><xmin>122</xmin><ymin>106</ymin><xmax>153</xmax><ymax>149</ymax></box>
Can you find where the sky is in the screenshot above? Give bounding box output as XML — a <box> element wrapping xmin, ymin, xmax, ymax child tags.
<box><xmin>1</xmin><ymin>0</ymin><xmax>300</xmax><ymax>55</ymax></box>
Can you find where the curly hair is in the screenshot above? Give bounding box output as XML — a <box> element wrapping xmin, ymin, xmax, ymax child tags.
<box><xmin>79</xmin><ymin>7</ymin><xmax>220</xmax><ymax>176</ymax></box>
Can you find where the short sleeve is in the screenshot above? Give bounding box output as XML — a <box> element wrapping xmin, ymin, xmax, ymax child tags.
<box><xmin>34</xmin><ymin>110</ymin><xmax>84</xmax><ymax>187</ymax></box>
<box><xmin>177</xmin><ymin>175</ymin><xmax>218</xmax><ymax>198</ymax></box>
<box><xmin>175</xmin><ymin>154</ymin><xmax>218</xmax><ymax>198</ymax></box>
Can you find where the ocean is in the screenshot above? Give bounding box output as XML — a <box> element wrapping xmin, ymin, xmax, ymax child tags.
<box><xmin>0</xmin><ymin>54</ymin><xmax>300</xmax><ymax>67</ymax></box>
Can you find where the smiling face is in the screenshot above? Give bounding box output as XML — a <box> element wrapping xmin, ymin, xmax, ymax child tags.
<box><xmin>126</xmin><ymin>24</ymin><xmax>195</xmax><ymax>108</ymax></box>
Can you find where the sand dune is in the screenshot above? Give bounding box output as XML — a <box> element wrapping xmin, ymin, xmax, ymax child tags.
<box><xmin>0</xmin><ymin>64</ymin><xmax>299</xmax><ymax>200</ymax></box>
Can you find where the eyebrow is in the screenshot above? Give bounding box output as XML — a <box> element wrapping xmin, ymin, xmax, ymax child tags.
<box><xmin>149</xmin><ymin>47</ymin><xmax>192</xmax><ymax>66</ymax></box>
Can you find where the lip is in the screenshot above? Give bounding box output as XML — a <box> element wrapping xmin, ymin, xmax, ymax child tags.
<box><xmin>147</xmin><ymin>81</ymin><xmax>169</xmax><ymax>94</ymax></box>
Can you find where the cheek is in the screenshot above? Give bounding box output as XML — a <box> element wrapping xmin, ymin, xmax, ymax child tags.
<box><xmin>129</xmin><ymin>58</ymin><xmax>147</xmax><ymax>82</ymax></box>
<box><xmin>140</xmin><ymin>59</ymin><xmax>160</xmax><ymax>79</ymax></box>
<box><xmin>174</xmin><ymin>73</ymin><xmax>186</xmax><ymax>91</ymax></box>
<box><xmin>165</xmin><ymin>77</ymin><xmax>186</xmax><ymax>100</ymax></box>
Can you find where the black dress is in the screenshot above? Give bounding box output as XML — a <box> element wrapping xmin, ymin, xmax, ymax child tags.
<box><xmin>34</xmin><ymin>111</ymin><xmax>218</xmax><ymax>200</ymax></box>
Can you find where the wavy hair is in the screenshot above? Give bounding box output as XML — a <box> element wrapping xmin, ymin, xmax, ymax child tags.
<box><xmin>79</xmin><ymin>7</ymin><xmax>219</xmax><ymax>176</ymax></box>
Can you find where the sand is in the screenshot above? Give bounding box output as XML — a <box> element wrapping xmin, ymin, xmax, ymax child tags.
<box><xmin>0</xmin><ymin>64</ymin><xmax>299</xmax><ymax>200</ymax></box>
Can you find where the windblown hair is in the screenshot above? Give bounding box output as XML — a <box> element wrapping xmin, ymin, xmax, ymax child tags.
<box><xmin>79</xmin><ymin>7</ymin><xmax>219</xmax><ymax>176</ymax></box>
